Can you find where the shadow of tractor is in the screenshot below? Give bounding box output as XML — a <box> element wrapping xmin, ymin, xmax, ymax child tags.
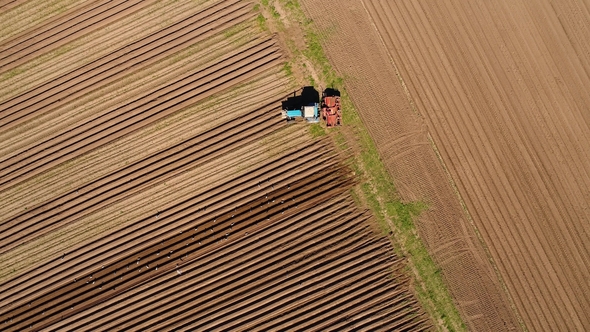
<box><xmin>282</xmin><ymin>86</ymin><xmax>320</xmax><ymax>110</ymax></box>
<box><xmin>323</xmin><ymin>87</ymin><xmax>341</xmax><ymax>97</ymax></box>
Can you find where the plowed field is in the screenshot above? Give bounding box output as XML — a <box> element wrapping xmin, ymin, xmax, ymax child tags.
<box><xmin>301</xmin><ymin>0</ymin><xmax>590</xmax><ymax>330</ymax></box>
<box><xmin>0</xmin><ymin>0</ymin><xmax>430</xmax><ymax>330</ymax></box>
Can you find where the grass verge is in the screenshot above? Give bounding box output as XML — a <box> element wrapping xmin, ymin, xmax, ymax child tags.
<box><xmin>256</xmin><ymin>0</ymin><xmax>466</xmax><ymax>330</ymax></box>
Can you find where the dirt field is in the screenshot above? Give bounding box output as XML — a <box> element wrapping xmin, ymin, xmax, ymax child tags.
<box><xmin>0</xmin><ymin>0</ymin><xmax>430</xmax><ymax>330</ymax></box>
<box><xmin>301</xmin><ymin>0</ymin><xmax>590</xmax><ymax>330</ymax></box>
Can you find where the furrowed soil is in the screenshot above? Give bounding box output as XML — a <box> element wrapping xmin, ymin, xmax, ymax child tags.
<box><xmin>0</xmin><ymin>0</ymin><xmax>432</xmax><ymax>330</ymax></box>
<box><xmin>301</xmin><ymin>0</ymin><xmax>590</xmax><ymax>331</ymax></box>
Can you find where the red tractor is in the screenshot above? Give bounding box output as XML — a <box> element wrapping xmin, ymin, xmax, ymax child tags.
<box><xmin>321</xmin><ymin>92</ymin><xmax>342</xmax><ymax>127</ymax></box>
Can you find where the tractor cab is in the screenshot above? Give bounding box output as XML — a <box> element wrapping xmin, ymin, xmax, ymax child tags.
<box><xmin>282</xmin><ymin>103</ymin><xmax>319</xmax><ymax>123</ymax></box>
<box><xmin>281</xmin><ymin>86</ymin><xmax>320</xmax><ymax>123</ymax></box>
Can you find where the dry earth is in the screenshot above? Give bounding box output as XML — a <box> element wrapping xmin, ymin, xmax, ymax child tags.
<box><xmin>301</xmin><ymin>0</ymin><xmax>590</xmax><ymax>331</ymax></box>
<box><xmin>0</xmin><ymin>0</ymin><xmax>431</xmax><ymax>330</ymax></box>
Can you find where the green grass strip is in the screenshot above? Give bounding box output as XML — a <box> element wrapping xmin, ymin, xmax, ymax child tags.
<box><xmin>257</xmin><ymin>0</ymin><xmax>467</xmax><ymax>330</ymax></box>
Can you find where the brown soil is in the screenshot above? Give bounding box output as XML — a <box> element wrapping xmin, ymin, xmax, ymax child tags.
<box><xmin>0</xmin><ymin>0</ymin><xmax>431</xmax><ymax>330</ymax></box>
<box><xmin>301</xmin><ymin>0</ymin><xmax>590</xmax><ymax>331</ymax></box>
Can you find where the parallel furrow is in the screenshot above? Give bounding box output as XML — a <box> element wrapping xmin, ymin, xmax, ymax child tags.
<box><xmin>0</xmin><ymin>103</ymin><xmax>284</xmax><ymax>254</ymax></box>
<box><xmin>0</xmin><ymin>0</ymin><xmax>157</xmax><ymax>74</ymax></box>
<box><xmin>79</xmin><ymin>201</ymin><xmax>363</xmax><ymax>329</ymax></box>
<box><xmin>0</xmin><ymin>139</ymin><xmax>344</xmax><ymax>314</ymax></box>
<box><xmin>0</xmin><ymin>0</ymin><xmax>249</xmax><ymax>127</ymax></box>
<box><xmin>6</xmin><ymin>165</ymin><xmax>353</xmax><ymax>330</ymax></box>
<box><xmin>0</xmin><ymin>73</ymin><xmax>287</xmax><ymax>222</ymax></box>
<box><xmin>0</xmin><ymin>39</ymin><xmax>282</xmax><ymax>190</ymax></box>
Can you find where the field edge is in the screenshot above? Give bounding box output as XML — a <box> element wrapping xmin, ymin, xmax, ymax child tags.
<box><xmin>256</xmin><ymin>0</ymin><xmax>466</xmax><ymax>330</ymax></box>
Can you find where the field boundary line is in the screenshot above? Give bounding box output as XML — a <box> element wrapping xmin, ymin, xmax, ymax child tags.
<box><xmin>427</xmin><ymin>130</ymin><xmax>526</xmax><ymax>332</ymax></box>
<box><xmin>358</xmin><ymin>0</ymin><xmax>419</xmax><ymax>119</ymax></box>
<box><xmin>357</xmin><ymin>0</ymin><xmax>525</xmax><ymax>329</ymax></box>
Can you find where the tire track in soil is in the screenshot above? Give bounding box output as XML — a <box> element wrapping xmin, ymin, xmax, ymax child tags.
<box><xmin>373</xmin><ymin>0</ymin><xmax>558</xmax><ymax>327</ymax></box>
<box><xmin>300</xmin><ymin>0</ymin><xmax>521</xmax><ymax>330</ymax></box>
<box><xmin>388</xmin><ymin>0</ymin><xmax>590</xmax><ymax>330</ymax></box>
<box><xmin>374</xmin><ymin>0</ymin><xmax>584</xmax><ymax>326</ymax></box>
<box><xmin>396</xmin><ymin>0</ymin><xmax>556</xmax><ymax>328</ymax></box>
<box><xmin>432</xmin><ymin>0</ymin><xmax>588</xmax><ymax>326</ymax></box>
<box><xmin>353</xmin><ymin>0</ymin><xmax>590</xmax><ymax>330</ymax></box>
